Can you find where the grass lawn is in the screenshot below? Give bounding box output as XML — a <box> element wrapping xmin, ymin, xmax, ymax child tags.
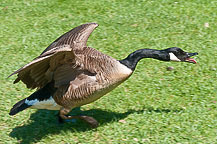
<box><xmin>0</xmin><ymin>0</ymin><xmax>216</xmax><ymax>143</ymax></box>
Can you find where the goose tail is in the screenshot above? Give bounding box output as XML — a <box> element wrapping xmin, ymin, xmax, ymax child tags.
<box><xmin>9</xmin><ymin>98</ymin><xmax>31</xmax><ymax>115</ymax></box>
<box><xmin>9</xmin><ymin>82</ymin><xmax>58</xmax><ymax>116</ymax></box>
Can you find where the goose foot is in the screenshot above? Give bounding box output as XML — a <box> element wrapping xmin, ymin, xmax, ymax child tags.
<box><xmin>58</xmin><ymin>115</ymin><xmax>78</xmax><ymax>123</ymax></box>
<box><xmin>79</xmin><ymin>115</ymin><xmax>99</xmax><ymax>128</ymax></box>
<box><xmin>59</xmin><ymin>108</ymin><xmax>98</xmax><ymax>128</ymax></box>
<box><xmin>58</xmin><ymin>115</ymin><xmax>98</xmax><ymax>128</ymax></box>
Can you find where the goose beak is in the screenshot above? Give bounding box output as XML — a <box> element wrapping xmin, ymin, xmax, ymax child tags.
<box><xmin>185</xmin><ymin>52</ymin><xmax>198</xmax><ymax>64</ymax></box>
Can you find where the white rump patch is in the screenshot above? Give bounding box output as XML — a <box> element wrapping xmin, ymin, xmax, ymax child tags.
<box><xmin>169</xmin><ymin>53</ymin><xmax>181</xmax><ymax>62</ymax></box>
<box><xmin>25</xmin><ymin>96</ymin><xmax>61</xmax><ymax>110</ymax></box>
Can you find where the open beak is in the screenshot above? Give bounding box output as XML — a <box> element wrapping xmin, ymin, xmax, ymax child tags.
<box><xmin>185</xmin><ymin>52</ymin><xmax>198</xmax><ymax>64</ymax></box>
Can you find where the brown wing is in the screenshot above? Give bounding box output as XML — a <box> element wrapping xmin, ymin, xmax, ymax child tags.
<box><xmin>40</xmin><ymin>23</ymin><xmax>99</xmax><ymax>55</ymax></box>
<box><xmin>8</xmin><ymin>23</ymin><xmax>99</xmax><ymax>89</ymax></box>
<box><xmin>10</xmin><ymin>45</ymin><xmax>76</xmax><ymax>89</ymax></box>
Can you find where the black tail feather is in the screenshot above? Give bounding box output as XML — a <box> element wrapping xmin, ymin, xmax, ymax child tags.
<box><xmin>9</xmin><ymin>82</ymin><xmax>57</xmax><ymax>116</ymax></box>
<box><xmin>9</xmin><ymin>99</ymin><xmax>31</xmax><ymax>115</ymax></box>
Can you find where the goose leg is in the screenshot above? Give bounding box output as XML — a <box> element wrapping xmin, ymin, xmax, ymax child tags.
<box><xmin>59</xmin><ymin>108</ymin><xmax>98</xmax><ymax>128</ymax></box>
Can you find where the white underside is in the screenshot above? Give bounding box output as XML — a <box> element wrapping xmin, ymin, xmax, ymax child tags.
<box><xmin>25</xmin><ymin>96</ymin><xmax>61</xmax><ymax>110</ymax></box>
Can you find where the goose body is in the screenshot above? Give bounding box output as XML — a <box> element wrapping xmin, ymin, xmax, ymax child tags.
<box><xmin>9</xmin><ymin>23</ymin><xmax>198</xmax><ymax>127</ymax></box>
<box><xmin>52</xmin><ymin>46</ymin><xmax>133</xmax><ymax>109</ymax></box>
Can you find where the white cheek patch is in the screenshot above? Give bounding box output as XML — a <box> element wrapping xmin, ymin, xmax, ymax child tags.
<box><xmin>169</xmin><ymin>53</ymin><xmax>181</xmax><ymax>62</ymax></box>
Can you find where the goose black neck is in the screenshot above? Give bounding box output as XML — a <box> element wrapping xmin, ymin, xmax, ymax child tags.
<box><xmin>119</xmin><ymin>49</ymin><xmax>169</xmax><ymax>71</ymax></box>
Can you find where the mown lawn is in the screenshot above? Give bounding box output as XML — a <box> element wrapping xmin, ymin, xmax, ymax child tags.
<box><xmin>0</xmin><ymin>0</ymin><xmax>216</xmax><ymax>143</ymax></box>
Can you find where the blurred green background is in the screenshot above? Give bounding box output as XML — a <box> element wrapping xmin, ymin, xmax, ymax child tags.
<box><xmin>0</xmin><ymin>0</ymin><xmax>216</xmax><ymax>143</ymax></box>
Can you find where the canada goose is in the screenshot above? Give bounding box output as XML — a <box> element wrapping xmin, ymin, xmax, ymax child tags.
<box><xmin>9</xmin><ymin>23</ymin><xmax>198</xmax><ymax>128</ymax></box>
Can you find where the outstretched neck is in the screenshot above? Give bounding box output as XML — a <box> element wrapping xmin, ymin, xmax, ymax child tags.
<box><xmin>119</xmin><ymin>49</ymin><xmax>169</xmax><ymax>71</ymax></box>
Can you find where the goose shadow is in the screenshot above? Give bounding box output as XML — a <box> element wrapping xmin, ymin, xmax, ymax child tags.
<box><xmin>9</xmin><ymin>107</ymin><xmax>183</xmax><ymax>144</ymax></box>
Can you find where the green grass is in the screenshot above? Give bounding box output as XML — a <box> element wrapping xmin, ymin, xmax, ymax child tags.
<box><xmin>1</xmin><ymin>0</ymin><xmax>217</xmax><ymax>143</ymax></box>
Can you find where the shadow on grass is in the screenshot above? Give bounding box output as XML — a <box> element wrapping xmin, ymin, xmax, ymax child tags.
<box><xmin>9</xmin><ymin>107</ymin><xmax>183</xmax><ymax>144</ymax></box>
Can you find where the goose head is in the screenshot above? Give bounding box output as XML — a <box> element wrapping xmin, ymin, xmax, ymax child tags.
<box><xmin>165</xmin><ymin>47</ymin><xmax>198</xmax><ymax>63</ymax></box>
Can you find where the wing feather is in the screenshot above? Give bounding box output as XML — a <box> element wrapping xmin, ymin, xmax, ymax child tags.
<box><xmin>40</xmin><ymin>23</ymin><xmax>98</xmax><ymax>55</ymax></box>
<box><xmin>9</xmin><ymin>23</ymin><xmax>99</xmax><ymax>89</ymax></box>
<box><xmin>10</xmin><ymin>45</ymin><xmax>74</xmax><ymax>89</ymax></box>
